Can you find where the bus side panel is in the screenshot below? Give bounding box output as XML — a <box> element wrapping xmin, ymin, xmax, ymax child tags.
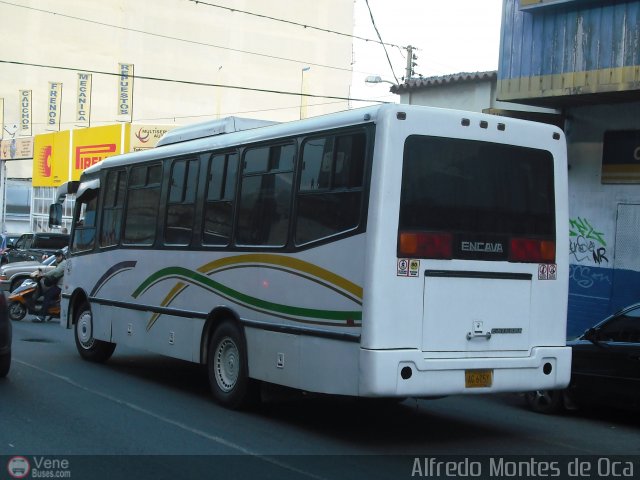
<box><xmin>91</xmin><ymin>302</ymin><xmax>112</xmax><ymax>343</ymax></box>
<box><xmin>245</xmin><ymin>328</ymin><xmax>359</xmax><ymax>396</ymax></box>
<box><xmin>115</xmin><ymin>310</ymin><xmax>195</xmax><ymax>361</ymax></box>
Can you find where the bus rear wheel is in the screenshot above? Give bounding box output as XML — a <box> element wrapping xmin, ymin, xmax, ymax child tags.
<box><xmin>75</xmin><ymin>302</ymin><xmax>116</xmax><ymax>363</ymax></box>
<box><xmin>207</xmin><ymin>321</ymin><xmax>259</xmax><ymax>410</ymax></box>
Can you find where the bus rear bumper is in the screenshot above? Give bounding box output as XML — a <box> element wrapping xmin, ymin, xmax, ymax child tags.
<box><xmin>358</xmin><ymin>347</ymin><xmax>572</xmax><ymax>397</ymax></box>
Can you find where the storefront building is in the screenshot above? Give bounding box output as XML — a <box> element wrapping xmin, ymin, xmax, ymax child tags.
<box><xmin>499</xmin><ymin>0</ymin><xmax>640</xmax><ymax>336</ymax></box>
<box><xmin>392</xmin><ymin>0</ymin><xmax>640</xmax><ymax>337</ymax></box>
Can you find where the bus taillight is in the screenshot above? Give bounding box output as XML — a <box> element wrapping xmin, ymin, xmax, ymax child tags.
<box><xmin>509</xmin><ymin>238</ymin><xmax>556</xmax><ymax>263</ymax></box>
<box><xmin>398</xmin><ymin>232</ymin><xmax>452</xmax><ymax>259</ymax></box>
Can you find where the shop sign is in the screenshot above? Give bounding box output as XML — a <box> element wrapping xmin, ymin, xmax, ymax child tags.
<box><xmin>72</xmin><ymin>124</ymin><xmax>129</xmax><ymax>180</ymax></box>
<box><xmin>131</xmin><ymin>124</ymin><xmax>176</xmax><ymax>151</ymax></box>
<box><xmin>32</xmin><ymin>131</ymin><xmax>70</xmax><ymax>187</ymax></box>
<box><xmin>48</xmin><ymin>82</ymin><xmax>63</xmax><ymax>130</ymax></box>
<box><xmin>76</xmin><ymin>73</ymin><xmax>92</xmax><ymax>125</ymax></box>
<box><xmin>1</xmin><ymin>137</ymin><xmax>34</xmax><ymax>161</ymax></box>
<box><xmin>118</xmin><ymin>63</ymin><xmax>134</xmax><ymax>119</ymax></box>
<box><xmin>19</xmin><ymin>90</ymin><xmax>32</xmax><ymax>137</ymax></box>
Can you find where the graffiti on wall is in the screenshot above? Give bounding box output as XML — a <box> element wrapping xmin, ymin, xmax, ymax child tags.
<box><xmin>569</xmin><ymin>264</ymin><xmax>612</xmax><ymax>290</ymax></box>
<box><xmin>569</xmin><ymin>217</ymin><xmax>608</xmax><ymax>264</ymax></box>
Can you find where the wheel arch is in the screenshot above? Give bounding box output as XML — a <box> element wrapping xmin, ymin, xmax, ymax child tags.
<box><xmin>67</xmin><ymin>288</ymin><xmax>90</xmax><ymax>327</ymax></box>
<box><xmin>200</xmin><ymin>306</ymin><xmax>243</xmax><ymax>364</ymax></box>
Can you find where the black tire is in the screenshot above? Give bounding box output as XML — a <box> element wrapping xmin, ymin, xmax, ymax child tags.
<box><xmin>74</xmin><ymin>302</ymin><xmax>116</xmax><ymax>363</ymax></box>
<box><xmin>207</xmin><ymin>321</ymin><xmax>259</xmax><ymax>410</ymax></box>
<box><xmin>7</xmin><ymin>301</ymin><xmax>27</xmax><ymax>322</ymax></box>
<box><xmin>525</xmin><ymin>389</ymin><xmax>564</xmax><ymax>414</ymax></box>
<box><xmin>0</xmin><ymin>352</ymin><xmax>10</xmax><ymax>378</ymax></box>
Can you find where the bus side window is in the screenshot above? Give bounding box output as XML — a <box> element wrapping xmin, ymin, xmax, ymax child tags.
<box><xmin>299</xmin><ymin>138</ymin><xmax>331</xmax><ymax>190</ymax></box>
<box><xmin>123</xmin><ymin>163</ymin><xmax>162</xmax><ymax>246</ymax></box>
<box><xmin>237</xmin><ymin>144</ymin><xmax>295</xmax><ymax>246</ymax></box>
<box><xmin>203</xmin><ymin>152</ymin><xmax>238</xmax><ymax>246</ymax></box>
<box><xmin>165</xmin><ymin>157</ymin><xmax>199</xmax><ymax>246</ymax></box>
<box><xmin>295</xmin><ymin>132</ymin><xmax>366</xmax><ymax>245</ymax></box>
<box><xmin>100</xmin><ymin>169</ymin><xmax>127</xmax><ymax>248</ymax></box>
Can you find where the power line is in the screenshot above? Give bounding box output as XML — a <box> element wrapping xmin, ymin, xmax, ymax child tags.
<box><xmin>0</xmin><ymin>59</ymin><xmax>387</xmax><ymax>105</ymax></box>
<box><xmin>20</xmin><ymin>95</ymin><xmax>392</xmax><ymax>127</ymax></box>
<box><xmin>187</xmin><ymin>0</ymin><xmax>406</xmax><ymax>50</ymax></box>
<box><xmin>0</xmin><ymin>0</ymin><xmax>375</xmax><ymax>75</ymax></box>
<box><xmin>21</xmin><ymin>99</ymin><xmax>362</xmax><ymax>127</ymax></box>
<box><xmin>137</xmin><ymin>95</ymin><xmax>393</xmax><ymax>122</ymax></box>
<box><xmin>364</xmin><ymin>0</ymin><xmax>400</xmax><ymax>84</ymax></box>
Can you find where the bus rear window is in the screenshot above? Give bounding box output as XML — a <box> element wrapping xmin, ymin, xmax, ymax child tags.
<box><xmin>399</xmin><ymin>135</ymin><xmax>555</xmax><ymax>262</ymax></box>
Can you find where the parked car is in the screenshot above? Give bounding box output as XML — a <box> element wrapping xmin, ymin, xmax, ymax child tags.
<box><xmin>0</xmin><ymin>284</ymin><xmax>11</xmax><ymax>377</ymax></box>
<box><xmin>1</xmin><ymin>232</ymin><xmax>69</xmax><ymax>265</ymax></box>
<box><xmin>526</xmin><ymin>303</ymin><xmax>640</xmax><ymax>413</ymax></box>
<box><xmin>0</xmin><ymin>254</ymin><xmax>59</xmax><ymax>292</ymax></box>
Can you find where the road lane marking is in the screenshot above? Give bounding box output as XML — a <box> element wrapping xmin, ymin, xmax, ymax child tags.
<box><xmin>15</xmin><ymin>358</ymin><xmax>328</xmax><ymax>480</ymax></box>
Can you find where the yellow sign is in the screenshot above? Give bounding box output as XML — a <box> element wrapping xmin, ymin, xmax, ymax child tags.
<box><xmin>32</xmin><ymin>124</ymin><xmax>130</xmax><ymax>186</ymax></box>
<box><xmin>71</xmin><ymin>124</ymin><xmax>129</xmax><ymax>180</ymax></box>
<box><xmin>33</xmin><ymin>131</ymin><xmax>70</xmax><ymax>187</ymax></box>
<box><xmin>130</xmin><ymin>124</ymin><xmax>176</xmax><ymax>151</ymax></box>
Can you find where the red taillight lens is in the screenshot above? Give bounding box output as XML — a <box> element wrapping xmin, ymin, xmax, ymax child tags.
<box><xmin>398</xmin><ymin>232</ymin><xmax>452</xmax><ymax>259</ymax></box>
<box><xmin>509</xmin><ymin>238</ymin><xmax>555</xmax><ymax>263</ymax></box>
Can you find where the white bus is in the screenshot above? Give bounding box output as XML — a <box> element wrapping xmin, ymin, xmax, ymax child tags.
<box><xmin>51</xmin><ymin>104</ymin><xmax>571</xmax><ymax>409</ymax></box>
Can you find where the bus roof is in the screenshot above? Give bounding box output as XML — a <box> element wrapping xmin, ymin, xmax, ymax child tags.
<box><xmin>156</xmin><ymin>117</ymin><xmax>278</xmax><ymax>147</ymax></box>
<box><xmin>83</xmin><ymin>105</ymin><xmax>388</xmax><ymax>175</ymax></box>
<box><xmin>82</xmin><ymin>103</ymin><xmax>563</xmax><ymax>176</ymax></box>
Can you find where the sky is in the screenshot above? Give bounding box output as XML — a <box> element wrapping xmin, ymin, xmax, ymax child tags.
<box><xmin>351</xmin><ymin>0</ymin><xmax>504</xmax><ymax>105</ymax></box>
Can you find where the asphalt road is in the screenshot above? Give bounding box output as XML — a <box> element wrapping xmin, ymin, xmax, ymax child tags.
<box><xmin>1</xmin><ymin>317</ymin><xmax>639</xmax><ymax>480</ymax></box>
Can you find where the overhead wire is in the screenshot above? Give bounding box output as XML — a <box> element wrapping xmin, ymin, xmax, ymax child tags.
<box><xmin>0</xmin><ymin>1</ymin><xmax>399</xmax><ymax>124</ymax></box>
<box><xmin>0</xmin><ymin>59</ymin><xmax>388</xmax><ymax>105</ymax></box>
<box><xmin>0</xmin><ymin>0</ymin><xmax>381</xmax><ymax>75</ymax></box>
<box><xmin>363</xmin><ymin>0</ymin><xmax>400</xmax><ymax>84</ymax></box>
<box><xmin>20</xmin><ymin>98</ymin><xmax>348</xmax><ymax>126</ymax></box>
<box><xmin>187</xmin><ymin>0</ymin><xmax>406</xmax><ymax>50</ymax></box>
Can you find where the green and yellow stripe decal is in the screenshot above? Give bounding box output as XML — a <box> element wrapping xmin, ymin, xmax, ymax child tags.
<box><xmin>133</xmin><ymin>254</ymin><xmax>363</xmax><ymax>331</ymax></box>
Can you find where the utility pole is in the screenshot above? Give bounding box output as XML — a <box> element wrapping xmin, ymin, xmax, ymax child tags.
<box><xmin>405</xmin><ymin>45</ymin><xmax>417</xmax><ymax>81</ymax></box>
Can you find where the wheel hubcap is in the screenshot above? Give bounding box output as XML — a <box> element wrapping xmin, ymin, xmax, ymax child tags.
<box><xmin>77</xmin><ymin>311</ymin><xmax>95</xmax><ymax>349</ymax></box>
<box><xmin>214</xmin><ymin>338</ymin><xmax>239</xmax><ymax>392</ymax></box>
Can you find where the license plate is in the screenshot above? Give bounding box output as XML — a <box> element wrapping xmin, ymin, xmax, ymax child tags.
<box><xmin>465</xmin><ymin>369</ymin><xmax>493</xmax><ymax>388</ymax></box>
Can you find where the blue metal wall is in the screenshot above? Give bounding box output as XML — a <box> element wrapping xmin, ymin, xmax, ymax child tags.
<box><xmin>499</xmin><ymin>0</ymin><xmax>640</xmax><ymax>101</ymax></box>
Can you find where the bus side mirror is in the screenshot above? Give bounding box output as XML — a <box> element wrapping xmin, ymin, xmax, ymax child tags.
<box><xmin>49</xmin><ymin>203</ymin><xmax>62</xmax><ymax>228</ymax></box>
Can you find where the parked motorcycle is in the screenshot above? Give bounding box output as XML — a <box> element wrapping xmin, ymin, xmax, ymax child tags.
<box><xmin>7</xmin><ymin>270</ymin><xmax>60</xmax><ymax>322</ymax></box>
